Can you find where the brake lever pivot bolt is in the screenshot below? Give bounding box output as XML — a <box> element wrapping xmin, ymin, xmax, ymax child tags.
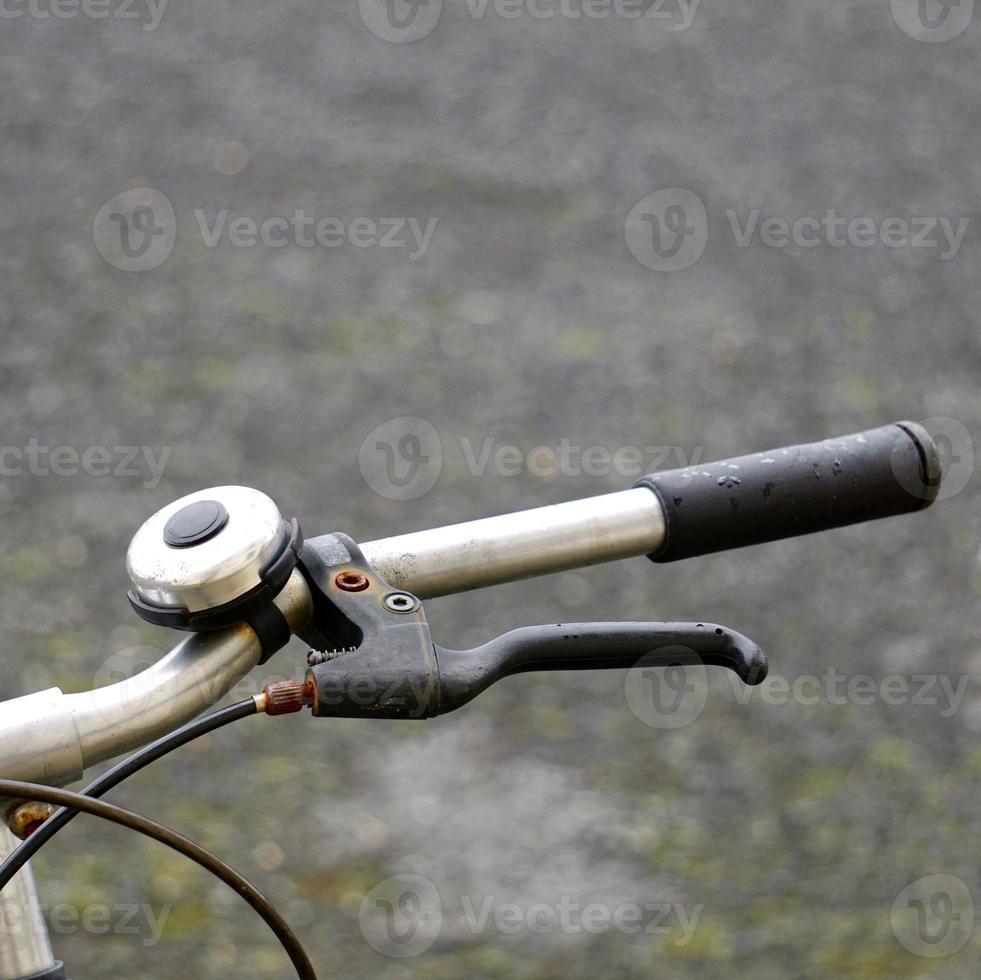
<box><xmin>383</xmin><ymin>592</ymin><xmax>419</xmax><ymax>613</ymax></box>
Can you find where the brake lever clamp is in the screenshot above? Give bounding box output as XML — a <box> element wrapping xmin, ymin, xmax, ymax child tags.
<box><xmin>296</xmin><ymin>535</ymin><xmax>768</xmax><ymax>720</ymax></box>
<box><xmin>297</xmin><ymin>533</ymin><xmax>440</xmax><ymax>719</ymax></box>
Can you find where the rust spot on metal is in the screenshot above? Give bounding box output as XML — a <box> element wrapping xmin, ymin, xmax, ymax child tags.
<box><xmin>334</xmin><ymin>571</ymin><xmax>370</xmax><ymax>592</ymax></box>
<box><xmin>7</xmin><ymin>801</ymin><xmax>56</xmax><ymax>840</ymax></box>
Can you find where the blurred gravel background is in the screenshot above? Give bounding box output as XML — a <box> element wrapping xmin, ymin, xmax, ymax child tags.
<box><xmin>1</xmin><ymin>1</ymin><xmax>979</xmax><ymax>976</ymax></box>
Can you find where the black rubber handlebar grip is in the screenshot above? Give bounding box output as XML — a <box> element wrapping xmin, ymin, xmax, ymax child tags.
<box><xmin>633</xmin><ymin>421</ymin><xmax>941</xmax><ymax>562</ymax></box>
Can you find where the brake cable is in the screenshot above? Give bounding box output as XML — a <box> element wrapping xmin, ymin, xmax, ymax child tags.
<box><xmin>0</xmin><ymin>779</ymin><xmax>318</xmax><ymax>980</ymax></box>
<box><xmin>0</xmin><ymin>699</ymin><xmax>259</xmax><ymax>888</ymax></box>
<box><xmin>0</xmin><ymin>687</ymin><xmax>316</xmax><ymax>980</ymax></box>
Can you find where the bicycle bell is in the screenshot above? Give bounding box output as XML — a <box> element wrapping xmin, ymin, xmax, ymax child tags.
<box><xmin>126</xmin><ymin>486</ymin><xmax>303</xmax><ymax>631</ymax></box>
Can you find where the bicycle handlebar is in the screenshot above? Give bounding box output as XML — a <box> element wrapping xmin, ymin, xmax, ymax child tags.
<box><xmin>0</xmin><ymin>420</ymin><xmax>941</xmax><ymax>788</ymax></box>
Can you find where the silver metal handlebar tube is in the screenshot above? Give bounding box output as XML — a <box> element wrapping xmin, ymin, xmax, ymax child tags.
<box><xmin>68</xmin><ymin>568</ymin><xmax>313</xmax><ymax>771</ymax></box>
<box><xmin>0</xmin><ymin>569</ymin><xmax>313</xmax><ymax>790</ymax></box>
<box><xmin>359</xmin><ymin>488</ymin><xmax>666</xmax><ymax>598</ymax></box>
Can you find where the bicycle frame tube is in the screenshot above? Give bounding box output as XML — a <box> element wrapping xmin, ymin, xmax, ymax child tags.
<box><xmin>0</xmin><ymin>825</ymin><xmax>56</xmax><ymax>980</ymax></box>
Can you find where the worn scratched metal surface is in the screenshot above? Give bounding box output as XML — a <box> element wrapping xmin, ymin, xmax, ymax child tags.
<box><xmin>1</xmin><ymin>3</ymin><xmax>978</xmax><ymax>977</ymax></box>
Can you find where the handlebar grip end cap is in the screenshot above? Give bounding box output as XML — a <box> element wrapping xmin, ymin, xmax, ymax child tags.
<box><xmin>894</xmin><ymin>420</ymin><xmax>943</xmax><ymax>508</ymax></box>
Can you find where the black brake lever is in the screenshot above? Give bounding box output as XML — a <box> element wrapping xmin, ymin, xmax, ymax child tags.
<box><xmin>297</xmin><ymin>535</ymin><xmax>767</xmax><ymax>720</ymax></box>
<box><xmin>435</xmin><ymin>622</ymin><xmax>766</xmax><ymax>715</ymax></box>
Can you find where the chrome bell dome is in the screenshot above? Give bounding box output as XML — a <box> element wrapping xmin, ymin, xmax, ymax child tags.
<box><xmin>126</xmin><ymin>486</ymin><xmax>302</xmax><ymax>631</ymax></box>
